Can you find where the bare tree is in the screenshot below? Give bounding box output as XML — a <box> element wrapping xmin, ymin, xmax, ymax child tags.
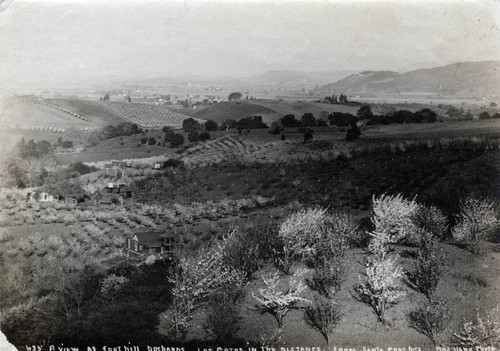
<box><xmin>304</xmin><ymin>294</ymin><xmax>342</xmax><ymax>345</ymax></box>
<box><xmin>23</xmin><ymin>158</ymin><xmax>42</xmax><ymax>189</ymax></box>
<box><xmin>407</xmin><ymin>297</ymin><xmax>450</xmax><ymax>345</ymax></box>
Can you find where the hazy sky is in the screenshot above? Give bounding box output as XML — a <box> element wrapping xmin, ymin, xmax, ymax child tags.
<box><xmin>0</xmin><ymin>0</ymin><xmax>499</xmax><ymax>91</ymax></box>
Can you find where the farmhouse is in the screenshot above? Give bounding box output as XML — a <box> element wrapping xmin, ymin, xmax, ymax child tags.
<box><xmin>106</xmin><ymin>182</ymin><xmax>132</xmax><ymax>198</ymax></box>
<box><xmin>90</xmin><ymin>183</ymin><xmax>132</xmax><ymax>205</ymax></box>
<box><xmin>152</xmin><ymin>162</ymin><xmax>162</xmax><ymax>169</ymax></box>
<box><xmin>27</xmin><ymin>191</ymin><xmax>57</xmax><ymax>203</ymax></box>
<box><xmin>125</xmin><ymin>230</ymin><xmax>176</xmax><ymax>257</ymax></box>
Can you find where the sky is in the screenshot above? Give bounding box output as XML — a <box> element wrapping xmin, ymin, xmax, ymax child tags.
<box><xmin>0</xmin><ymin>0</ymin><xmax>499</xmax><ymax>91</ymax></box>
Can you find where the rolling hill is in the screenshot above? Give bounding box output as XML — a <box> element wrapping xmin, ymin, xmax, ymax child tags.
<box><xmin>321</xmin><ymin>60</ymin><xmax>500</xmax><ymax>97</ymax></box>
<box><xmin>0</xmin><ymin>96</ymin><xmax>198</xmax><ymax>131</ymax></box>
<box><xmin>0</xmin><ymin>96</ymin><xmax>101</xmax><ymax>131</ymax></box>
<box><xmin>189</xmin><ymin>99</ymin><xmax>359</xmax><ymax>124</ymax></box>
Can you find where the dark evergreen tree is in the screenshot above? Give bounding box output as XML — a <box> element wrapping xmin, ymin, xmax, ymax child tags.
<box><xmin>301</xmin><ymin>113</ymin><xmax>317</xmax><ymax>127</ymax></box>
<box><xmin>281</xmin><ymin>114</ymin><xmax>301</xmax><ymax>127</ymax></box>
<box><xmin>345</xmin><ymin>123</ymin><xmax>361</xmax><ymax>141</ymax></box>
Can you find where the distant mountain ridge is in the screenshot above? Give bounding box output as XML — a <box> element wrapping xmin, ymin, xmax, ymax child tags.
<box><xmin>320</xmin><ymin>61</ymin><xmax>500</xmax><ymax>97</ymax></box>
<box><xmin>242</xmin><ymin>70</ymin><xmax>357</xmax><ymax>86</ymax></box>
<box><xmin>114</xmin><ymin>70</ymin><xmax>357</xmax><ymax>90</ymax></box>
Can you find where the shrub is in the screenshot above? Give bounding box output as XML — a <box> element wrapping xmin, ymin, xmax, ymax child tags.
<box><xmin>61</xmin><ymin>140</ymin><xmax>73</xmax><ymax>148</ymax></box>
<box><xmin>162</xmin><ymin>159</ymin><xmax>184</xmax><ymax>168</ymax></box>
<box><xmin>269</xmin><ymin>125</ymin><xmax>281</xmax><ymax>134</ymax></box>
<box><xmin>307</xmin><ymin>256</ymin><xmax>346</xmax><ymax>298</ymax></box>
<box><xmin>354</xmin><ymin>257</ymin><xmax>406</xmax><ymax>323</ymax></box>
<box><xmin>169</xmin><ymin>133</ymin><xmax>185</xmax><ymax>147</ymax></box>
<box><xmin>258</xmin><ymin>328</ymin><xmax>282</xmax><ymax>348</ymax></box>
<box><xmin>304</xmin><ymin>294</ymin><xmax>342</xmax><ymax>346</ymax></box>
<box><xmin>0</xmin><ymin>229</ymin><xmax>14</xmax><ymax>243</ymax></box>
<box><xmin>5</xmin><ymin>263</ymin><xmax>31</xmax><ymax>298</ymax></box>
<box><xmin>303</xmin><ymin>131</ymin><xmax>313</xmax><ymax>143</ymax></box>
<box><xmin>203</xmin><ymin>288</ymin><xmax>243</xmax><ymax>342</ymax></box>
<box><xmin>414</xmin><ymin>205</ymin><xmax>449</xmax><ymax>242</ymax></box>
<box><xmin>228</xmin><ymin>92</ymin><xmax>242</xmax><ymax>101</ymax></box>
<box><xmin>147</xmin><ymin>137</ymin><xmax>157</xmax><ymax>145</ymax></box>
<box><xmin>479</xmin><ymin>111</ymin><xmax>491</xmax><ymax>119</ymax></box>
<box><xmin>345</xmin><ymin>123</ymin><xmax>361</xmax><ymax>141</ymax></box>
<box><xmin>411</xmin><ymin>237</ymin><xmax>445</xmax><ymax>299</ymax></box>
<box><xmin>413</xmin><ymin>108</ymin><xmax>437</xmax><ymax>123</ymax></box>
<box><xmin>237</xmin><ymin>116</ymin><xmax>268</xmax><ymax>129</ymax></box>
<box><xmin>204</xmin><ymin>120</ymin><xmax>218</xmax><ymax>131</ymax></box>
<box><xmin>100</xmin><ymin>274</ymin><xmax>130</xmax><ymax>300</ymax></box>
<box><xmin>329</xmin><ymin>112</ymin><xmax>357</xmax><ymax>126</ymax></box>
<box><xmin>188</xmin><ymin>131</ymin><xmax>200</xmax><ymax>142</ymax></box>
<box><xmin>452</xmin><ymin>196</ymin><xmax>498</xmax><ymax>254</ymax></box>
<box><xmin>318</xmin><ymin>210</ymin><xmax>358</xmax><ymax>255</ymax></box>
<box><xmin>69</xmin><ymin>162</ymin><xmax>98</xmax><ymax>175</ymax></box>
<box><xmin>199</xmin><ymin>132</ymin><xmax>211</xmax><ymax>141</ymax></box>
<box><xmin>164</xmin><ymin>130</ymin><xmax>176</xmax><ymax>143</ymax></box>
<box><xmin>406</xmin><ymin>297</ymin><xmax>451</xmax><ymax>344</ymax></box>
<box><xmin>451</xmin><ymin>306</ymin><xmax>500</xmax><ymax>347</ymax></box>
<box><xmin>17</xmin><ymin>238</ymin><xmax>32</xmax><ymax>254</ymax></box>
<box><xmin>219</xmin><ymin>227</ymin><xmax>265</xmax><ymax>279</ymax></box>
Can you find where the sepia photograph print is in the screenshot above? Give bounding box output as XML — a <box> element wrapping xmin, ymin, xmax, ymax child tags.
<box><xmin>0</xmin><ymin>0</ymin><xmax>499</xmax><ymax>351</ymax></box>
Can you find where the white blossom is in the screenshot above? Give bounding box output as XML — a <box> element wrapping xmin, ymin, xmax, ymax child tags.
<box><xmin>252</xmin><ymin>268</ymin><xmax>310</xmax><ymax>327</ymax></box>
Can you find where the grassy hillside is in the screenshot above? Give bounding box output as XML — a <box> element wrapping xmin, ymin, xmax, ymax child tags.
<box><xmin>0</xmin><ymin>96</ymin><xmax>128</xmax><ymax>132</ymax></box>
<box><xmin>0</xmin><ymin>97</ymin><xmax>201</xmax><ymax>132</ymax></box>
<box><xmin>190</xmin><ymin>101</ymin><xmax>277</xmax><ymax>123</ymax></box>
<box><xmin>0</xmin><ymin>99</ymin><xmax>94</xmax><ymax>131</ymax></box>
<box><xmin>190</xmin><ymin>100</ymin><xmax>359</xmax><ymax>124</ymax></box>
<box><xmin>46</xmin><ymin>99</ymin><xmax>125</xmax><ymax>126</ymax></box>
<box><xmin>323</xmin><ymin>60</ymin><xmax>500</xmax><ymax>97</ymax></box>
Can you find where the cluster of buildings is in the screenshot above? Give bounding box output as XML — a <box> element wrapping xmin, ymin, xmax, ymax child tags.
<box><xmin>25</xmin><ymin>160</ymin><xmax>181</xmax><ymax>260</ymax></box>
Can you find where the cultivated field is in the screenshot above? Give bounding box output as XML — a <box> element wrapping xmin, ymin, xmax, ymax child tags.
<box><xmin>98</xmin><ymin>101</ymin><xmax>204</xmax><ymax>128</ymax></box>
